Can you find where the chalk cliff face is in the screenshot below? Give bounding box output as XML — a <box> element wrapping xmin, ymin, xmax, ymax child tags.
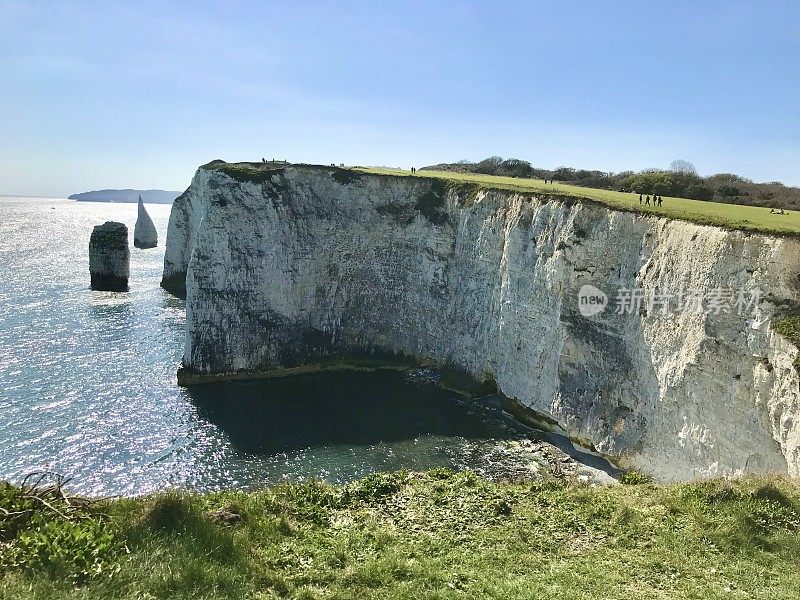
<box><xmin>134</xmin><ymin>196</ymin><xmax>158</xmax><ymax>249</ymax></box>
<box><xmin>163</xmin><ymin>162</ymin><xmax>800</xmax><ymax>481</ymax></box>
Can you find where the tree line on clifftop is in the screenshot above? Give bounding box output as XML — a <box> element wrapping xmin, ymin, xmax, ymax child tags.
<box><xmin>422</xmin><ymin>157</ymin><xmax>800</xmax><ymax>210</ymax></box>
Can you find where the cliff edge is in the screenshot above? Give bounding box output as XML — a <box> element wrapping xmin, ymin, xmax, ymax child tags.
<box><xmin>162</xmin><ymin>161</ymin><xmax>800</xmax><ymax>481</ymax></box>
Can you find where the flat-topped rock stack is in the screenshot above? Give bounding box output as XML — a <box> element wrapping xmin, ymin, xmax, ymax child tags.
<box><xmin>134</xmin><ymin>195</ymin><xmax>158</xmax><ymax>249</ymax></box>
<box><xmin>89</xmin><ymin>221</ymin><xmax>130</xmax><ymax>291</ymax></box>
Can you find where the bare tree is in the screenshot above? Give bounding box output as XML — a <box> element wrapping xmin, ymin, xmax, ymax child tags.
<box><xmin>670</xmin><ymin>159</ymin><xmax>697</xmax><ymax>175</ymax></box>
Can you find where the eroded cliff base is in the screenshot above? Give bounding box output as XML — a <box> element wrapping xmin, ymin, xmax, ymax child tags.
<box><xmin>160</xmin><ymin>273</ymin><xmax>186</xmax><ymax>299</ymax></box>
<box><xmin>176</xmin><ymin>352</ymin><xmax>498</xmax><ymax>397</ymax></box>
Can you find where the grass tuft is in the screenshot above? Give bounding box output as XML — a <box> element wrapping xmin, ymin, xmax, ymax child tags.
<box><xmin>145</xmin><ymin>492</ymin><xmax>198</xmax><ymax>533</ymax></box>
<box><xmin>772</xmin><ymin>315</ymin><xmax>800</xmax><ymax>369</ymax></box>
<box><xmin>620</xmin><ymin>470</ymin><xmax>654</xmax><ymax>485</ymax></box>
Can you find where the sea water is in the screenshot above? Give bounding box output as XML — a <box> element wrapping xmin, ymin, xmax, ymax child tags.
<box><xmin>0</xmin><ymin>197</ymin><xmax>610</xmax><ymax>496</ymax></box>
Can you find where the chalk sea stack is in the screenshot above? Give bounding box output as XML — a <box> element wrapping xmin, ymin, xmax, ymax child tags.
<box><xmin>89</xmin><ymin>221</ymin><xmax>130</xmax><ymax>291</ymax></box>
<box><xmin>134</xmin><ymin>195</ymin><xmax>158</xmax><ymax>249</ymax></box>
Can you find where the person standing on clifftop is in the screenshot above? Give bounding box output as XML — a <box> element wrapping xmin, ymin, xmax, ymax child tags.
<box><xmin>658</xmin><ymin>196</ymin><xmax>663</xmax><ymax>207</ymax></box>
<box><xmin>645</xmin><ymin>195</ymin><xmax>651</xmax><ymax>206</ymax></box>
<box><xmin>639</xmin><ymin>193</ymin><xmax>643</xmax><ymax>205</ymax></box>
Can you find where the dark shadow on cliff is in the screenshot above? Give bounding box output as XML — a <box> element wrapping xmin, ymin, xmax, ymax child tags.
<box><xmin>185</xmin><ymin>370</ymin><xmax>518</xmax><ymax>455</ymax></box>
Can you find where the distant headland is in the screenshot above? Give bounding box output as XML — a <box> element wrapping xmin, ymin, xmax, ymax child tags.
<box><xmin>68</xmin><ymin>189</ymin><xmax>180</xmax><ymax>204</ymax></box>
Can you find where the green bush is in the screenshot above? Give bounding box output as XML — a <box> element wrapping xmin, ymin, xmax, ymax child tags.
<box><xmin>1</xmin><ymin>477</ymin><xmax>124</xmax><ymax>583</ymax></box>
<box><xmin>0</xmin><ymin>481</ymin><xmax>39</xmax><ymax>541</ymax></box>
<box><xmin>346</xmin><ymin>471</ymin><xmax>407</xmax><ymax>503</ymax></box>
<box><xmin>686</xmin><ymin>183</ymin><xmax>715</xmax><ymax>200</ymax></box>
<box><xmin>4</xmin><ymin>518</ymin><xmax>122</xmax><ymax>582</ymax></box>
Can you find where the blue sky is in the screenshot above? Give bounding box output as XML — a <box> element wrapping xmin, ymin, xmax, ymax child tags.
<box><xmin>1</xmin><ymin>0</ymin><xmax>798</xmax><ymax>196</ymax></box>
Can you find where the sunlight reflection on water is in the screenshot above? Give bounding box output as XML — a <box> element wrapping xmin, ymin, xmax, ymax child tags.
<box><xmin>0</xmin><ymin>197</ymin><xmax>557</xmax><ymax>496</ymax></box>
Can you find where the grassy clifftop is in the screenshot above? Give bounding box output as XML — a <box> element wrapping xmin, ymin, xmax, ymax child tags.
<box><xmin>359</xmin><ymin>167</ymin><xmax>800</xmax><ymax>237</ymax></box>
<box><xmin>199</xmin><ymin>161</ymin><xmax>800</xmax><ymax>237</ymax></box>
<box><xmin>2</xmin><ymin>471</ymin><xmax>799</xmax><ymax>599</ymax></box>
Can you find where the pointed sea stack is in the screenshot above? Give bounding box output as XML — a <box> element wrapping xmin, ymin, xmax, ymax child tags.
<box><xmin>89</xmin><ymin>221</ymin><xmax>130</xmax><ymax>291</ymax></box>
<box><xmin>134</xmin><ymin>195</ymin><xmax>158</xmax><ymax>249</ymax></box>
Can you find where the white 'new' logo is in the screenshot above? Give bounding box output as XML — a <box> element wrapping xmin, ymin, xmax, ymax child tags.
<box><xmin>577</xmin><ymin>285</ymin><xmax>608</xmax><ymax>317</ymax></box>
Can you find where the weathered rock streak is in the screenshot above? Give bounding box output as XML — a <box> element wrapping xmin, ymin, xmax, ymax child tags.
<box><xmin>163</xmin><ymin>163</ymin><xmax>800</xmax><ymax>481</ymax></box>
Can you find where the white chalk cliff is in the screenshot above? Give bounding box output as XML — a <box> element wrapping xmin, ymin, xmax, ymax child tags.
<box><xmin>134</xmin><ymin>195</ymin><xmax>158</xmax><ymax>249</ymax></box>
<box><xmin>162</xmin><ymin>161</ymin><xmax>800</xmax><ymax>481</ymax></box>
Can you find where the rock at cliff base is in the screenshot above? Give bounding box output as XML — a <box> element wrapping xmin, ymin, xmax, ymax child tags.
<box><xmin>134</xmin><ymin>196</ymin><xmax>158</xmax><ymax>249</ymax></box>
<box><xmin>89</xmin><ymin>221</ymin><xmax>130</xmax><ymax>291</ymax></box>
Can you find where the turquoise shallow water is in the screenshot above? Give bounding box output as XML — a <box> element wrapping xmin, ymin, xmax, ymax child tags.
<box><xmin>1</xmin><ymin>197</ymin><xmax>579</xmax><ymax>496</ymax></box>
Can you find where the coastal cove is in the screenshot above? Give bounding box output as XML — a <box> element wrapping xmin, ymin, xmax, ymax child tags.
<box><xmin>0</xmin><ymin>197</ymin><xmax>612</xmax><ymax>496</ymax></box>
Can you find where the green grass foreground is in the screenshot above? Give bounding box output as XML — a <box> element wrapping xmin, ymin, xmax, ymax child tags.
<box><xmin>356</xmin><ymin>167</ymin><xmax>800</xmax><ymax>237</ymax></box>
<box><xmin>2</xmin><ymin>471</ymin><xmax>800</xmax><ymax>599</ymax></box>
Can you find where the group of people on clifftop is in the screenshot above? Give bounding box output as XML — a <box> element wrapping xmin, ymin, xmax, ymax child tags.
<box><xmin>639</xmin><ymin>193</ymin><xmax>663</xmax><ymax>208</ymax></box>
